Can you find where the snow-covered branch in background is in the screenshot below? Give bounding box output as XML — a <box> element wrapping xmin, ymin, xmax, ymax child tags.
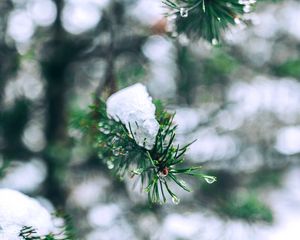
<box><xmin>0</xmin><ymin>189</ymin><xmax>53</xmax><ymax>240</ymax></box>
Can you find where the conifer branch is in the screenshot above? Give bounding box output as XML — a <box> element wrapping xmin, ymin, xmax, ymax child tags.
<box><xmin>76</xmin><ymin>99</ymin><xmax>216</xmax><ymax>204</ymax></box>
<box><xmin>163</xmin><ymin>0</ymin><xmax>256</xmax><ymax>42</ymax></box>
<box><xmin>19</xmin><ymin>213</ymin><xmax>76</xmax><ymax>240</ymax></box>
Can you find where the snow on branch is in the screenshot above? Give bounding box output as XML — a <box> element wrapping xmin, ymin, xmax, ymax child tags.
<box><xmin>74</xmin><ymin>84</ymin><xmax>216</xmax><ymax>204</ymax></box>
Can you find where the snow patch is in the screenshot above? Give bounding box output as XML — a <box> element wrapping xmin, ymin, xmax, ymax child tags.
<box><xmin>0</xmin><ymin>189</ymin><xmax>54</xmax><ymax>240</ymax></box>
<box><xmin>106</xmin><ymin>83</ymin><xmax>159</xmax><ymax>150</ymax></box>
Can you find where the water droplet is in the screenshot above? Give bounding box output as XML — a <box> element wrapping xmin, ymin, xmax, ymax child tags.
<box><xmin>234</xmin><ymin>17</ymin><xmax>241</xmax><ymax>25</ymax></box>
<box><xmin>212</xmin><ymin>38</ymin><xmax>218</xmax><ymax>45</ymax></box>
<box><xmin>107</xmin><ymin>161</ymin><xmax>114</xmax><ymax>169</ymax></box>
<box><xmin>180</xmin><ymin>8</ymin><xmax>189</xmax><ymax>18</ymax></box>
<box><xmin>217</xmin><ymin>17</ymin><xmax>221</xmax><ymax>22</ymax></box>
<box><xmin>99</xmin><ymin>127</ymin><xmax>110</xmax><ymax>135</ymax></box>
<box><xmin>171</xmin><ymin>31</ymin><xmax>179</xmax><ymax>38</ymax></box>
<box><xmin>226</xmin><ymin>2</ymin><xmax>233</xmax><ymax>8</ymax></box>
<box><xmin>111</xmin><ymin>137</ymin><xmax>119</xmax><ymax>144</ymax></box>
<box><xmin>243</xmin><ymin>4</ymin><xmax>251</xmax><ymax>13</ymax></box>
<box><xmin>178</xmin><ymin>33</ymin><xmax>190</xmax><ymax>45</ymax></box>
<box><xmin>172</xmin><ymin>196</ymin><xmax>180</xmax><ymax>205</ymax></box>
<box><xmin>112</xmin><ymin>148</ymin><xmax>120</xmax><ymax>156</ymax></box>
<box><xmin>204</xmin><ymin>176</ymin><xmax>216</xmax><ymax>184</ymax></box>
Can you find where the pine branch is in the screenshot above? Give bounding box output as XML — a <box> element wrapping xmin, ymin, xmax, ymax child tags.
<box><xmin>19</xmin><ymin>213</ymin><xmax>76</xmax><ymax>240</ymax></box>
<box><xmin>163</xmin><ymin>0</ymin><xmax>256</xmax><ymax>42</ymax></box>
<box><xmin>77</xmin><ymin>99</ymin><xmax>216</xmax><ymax>204</ymax></box>
<box><xmin>19</xmin><ymin>226</ymin><xmax>56</xmax><ymax>240</ymax></box>
<box><xmin>53</xmin><ymin>212</ymin><xmax>77</xmax><ymax>240</ymax></box>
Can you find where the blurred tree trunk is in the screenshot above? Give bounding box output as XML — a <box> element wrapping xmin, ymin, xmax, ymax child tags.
<box><xmin>0</xmin><ymin>0</ymin><xmax>15</xmax><ymax>103</ymax></box>
<box><xmin>40</xmin><ymin>0</ymin><xmax>71</xmax><ymax>208</ymax></box>
<box><xmin>0</xmin><ymin>0</ymin><xmax>24</xmax><ymax>159</ymax></box>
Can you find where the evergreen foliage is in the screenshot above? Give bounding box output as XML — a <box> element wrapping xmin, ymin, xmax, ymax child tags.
<box><xmin>19</xmin><ymin>226</ymin><xmax>55</xmax><ymax>240</ymax></box>
<box><xmin>19</xmin><ymin>213</ymin><xmax>75</xmax><ymax>240</ymax></box>
<box><xmin>74</xmin><ymin>99</ymin><xmax>216</xmax><ymax>204</ymax></box>
<box><xmin>274</xmin><ymin>59</ymin><xmax>300</xmax><ymax>79</ymax></box>
<box><xmin>163</xmin><ymin>0</ymin><xmax>256</xmax><ymax>42</ymax></box>
<box><xmin>218</xmin><ymin>193</ymin><xmax>273</xmax><ymax>223</ymax></box>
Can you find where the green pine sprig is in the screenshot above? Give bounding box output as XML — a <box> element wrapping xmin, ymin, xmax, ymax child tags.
<box><xmin>83</xmin><ymin>99</ymin><xmax>216</xmax><ymax>204</ymax></box>
<box><xmin>163</xmin><ymin>0</ymin><xmax>256</xmax><ymax>42</ymax></box>
<box><xmin>19</xmin><ymin>226</ymin><xmax>56</xmax><ymax>240</ymax></box>
<box><xmin>19</xmin><ymin>213</ymin><xmax>76</xmax><ymax>240</ymax></box>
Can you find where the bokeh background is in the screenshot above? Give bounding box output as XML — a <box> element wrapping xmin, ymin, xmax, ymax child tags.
<box><xmin>1</xmin><ymin>0</ymin><xmax>300</xmax><ymax>239</ymax></box>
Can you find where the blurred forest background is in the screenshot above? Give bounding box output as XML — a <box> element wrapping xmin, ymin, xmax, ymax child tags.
<box><xmin>1</xmin><ymin>0</ymin><xmax>300</xmax><ymax>239</ymax></box>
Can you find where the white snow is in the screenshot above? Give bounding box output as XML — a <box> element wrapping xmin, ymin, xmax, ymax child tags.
<box><xmin>106</xmin><ymin>83</ymin><xmax>159</xmax><ymax>150</ymax></box>
<box><xmin>142</xmin><ymin>36</ymin><xmax>177</xmax><ymax>99</ymax></box>
<box><xmin>275</xmin><ymin>126</ymin><xmax>300</xmax><ymax>155</ymax></box>
<box><xmin>228</xmin><ymin>77</ymin><xmax>300</xmax><ymax>122</ymax></box>
<box><xmin>128</xmin><ymin>0</ymin><xmax>164</xmax><ymax>26</ymax></box>
<box><xmin>87</xmin><ymin>203</ymin><xmax>120</xmax><ymax>227</ymax></box>
<box><xmin>0</xmin><ymin>159</ymin><xmax>47</xmax><ymax>193</ymax></box>
<box><xmin>187</xmin><ymin>128</ymin><xmax>238</xmax><ymax>162</ymax></box>
<box><xmin>0</xmin><ymin>189</ymin><xmax>54</xmax><ymax>240</ymax></box>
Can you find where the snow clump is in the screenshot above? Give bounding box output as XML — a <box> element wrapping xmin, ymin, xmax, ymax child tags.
<box><xmin>106</xmin><ymin>83</ymin><xmax>159</xmax><ymax>150</ymax></box>
<box><xmin>0</xmin><ymin>188</ymin><xmax>54</xmax><ymax>240</ymax></box>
